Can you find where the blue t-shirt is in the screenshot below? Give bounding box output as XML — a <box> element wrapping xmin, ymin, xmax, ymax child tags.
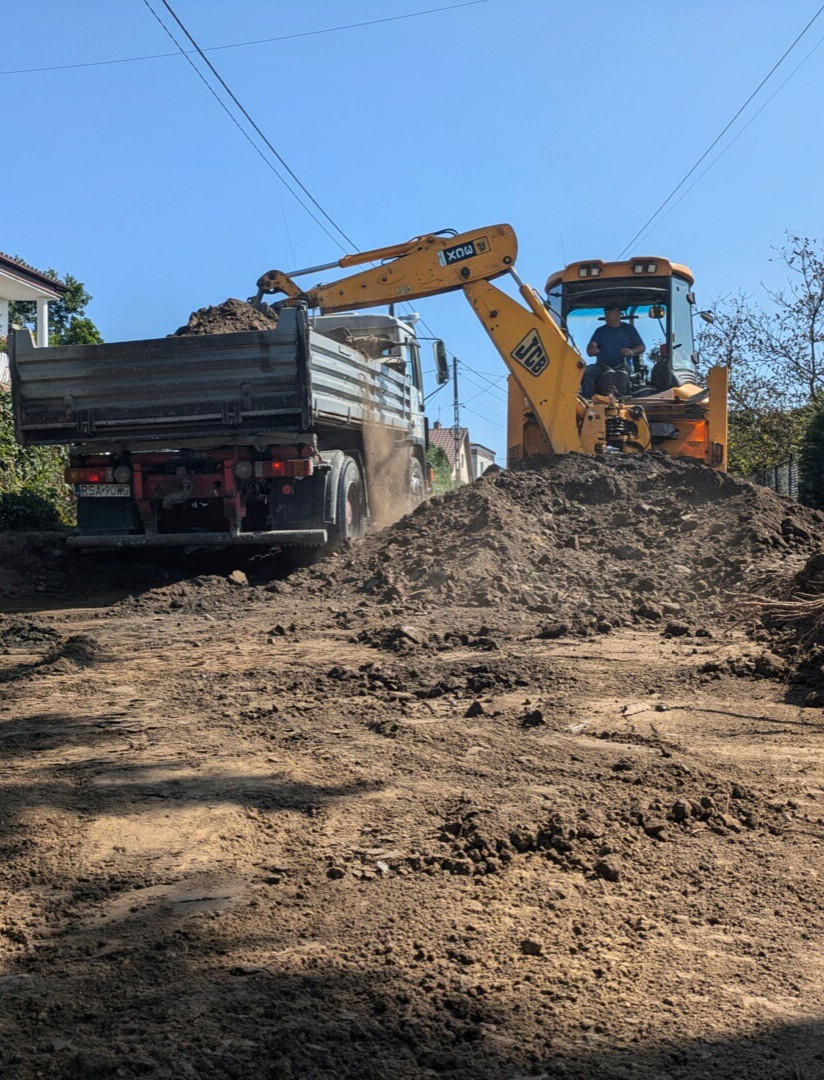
<box><xmin>590</xmin><ymin>322</ymin><xmax>644</xmax><ymax>368</ymax></box>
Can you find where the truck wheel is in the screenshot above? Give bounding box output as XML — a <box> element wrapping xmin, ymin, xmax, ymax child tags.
<box><xmin>408</xmin><ymin>456</ymin><xmax>426</xmax><ymax>510</ymax></box>
<box><xmin>332</xmin><ymin>456</ymin><xmax>366</xmax><ymax>544</ymax></box>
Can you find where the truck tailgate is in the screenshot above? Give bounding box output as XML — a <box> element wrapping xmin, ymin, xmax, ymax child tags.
<box><xmin>10</xmin><ymin>307</ymin><xmax>416</xmax><ymax>446</ymax></box>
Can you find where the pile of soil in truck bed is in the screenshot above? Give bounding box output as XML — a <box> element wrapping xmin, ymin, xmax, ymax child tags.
<box><xmin>172</xmin><ymin>297</ymin><xmax>279</xmax><ymax>336</ymax></box>
<box><xmin>2</xmin><ymin>454</ymin><xmax>824</xmax><ymax>1079</ymax></box>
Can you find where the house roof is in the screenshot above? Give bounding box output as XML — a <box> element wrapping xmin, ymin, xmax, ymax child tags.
<box><xmin>470</xmin><ymin>442</ymin><xmax>496</xmax><ymax>457</ymax></box>
<box><xmin>0</xmin><ymin>252</ymin><xmax>68</xmax><ymax>301</ymax></box>
<box><xmin>429</xmin><ymin>422</ymin><xmax>470</xmax><ymax>468</ymax></box>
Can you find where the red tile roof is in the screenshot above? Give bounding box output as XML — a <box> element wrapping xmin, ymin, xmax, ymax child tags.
<box><xmin>429</xmin><ymin>423</ymin><xmax>469</xmax><ymax>467</ymax></box>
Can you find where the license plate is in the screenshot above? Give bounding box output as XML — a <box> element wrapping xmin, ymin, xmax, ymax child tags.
<box><xmin>76</xmin><ymin>484</ymin><xmax>131</xmax><ymax>497</ymax></box>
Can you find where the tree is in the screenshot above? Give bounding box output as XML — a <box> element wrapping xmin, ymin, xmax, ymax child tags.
<box><xmin>697</xmin><ymin>234</ymin><xmax>824</xmax><ymax>475</ymax></box>
<box><xmin>61</xmin><ymin>316</ymin><xmax>103</xmax><ymax>345</ymax></box>
<box><xmin>8</xmin><ymin>269</ymin><xmax>102</xmax><ymax>346</ymax></box>
<box><xmin>425</xmin><ymin>445</ymin><xmax>453</xmax><ymax>495</ymax></box>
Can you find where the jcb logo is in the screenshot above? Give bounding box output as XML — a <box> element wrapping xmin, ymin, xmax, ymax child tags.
<box><xmin>511</xmin><ymin>329</ymin><xmax>549</xmax><ymax>377</ymax></box>
<box><xmin>437</xmin><ymin>235</ymin><xmax>490</xmax><ymax>267</ymax></box>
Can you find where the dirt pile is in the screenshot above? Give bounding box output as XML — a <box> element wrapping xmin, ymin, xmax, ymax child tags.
<box><xmin>321</xmin><ymin>452</ymin><xmax>824</xmax><ymax>632</ymax></box>
<box><xmin>172</xmin><ymin>298</ymin><xmax>279</xmax><ymax>336</ymax></box>
<box><xmin>753</xmin><ymin>550</ymin><xmax>824</xmax><ymax>705</ymax></box>
<box><xmin>0</xmin><ymin>614</ymin><xmax>60</xmax><ymax>650</ymax></box>
<box><xmin>3</xmin><ymin>456</ymin><xmax>824</xmax><ymax>1076</ymax></box>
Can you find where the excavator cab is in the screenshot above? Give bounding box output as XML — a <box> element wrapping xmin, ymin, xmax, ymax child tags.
<box><xmin>504</xmin><ymin>254</ymin><xmax>726</xmax><ymax>469</ymax></box>
<box><xmin>545</xmin><ymin>258</ymin><xmax>700</xmax><ymax>400</ymax></box>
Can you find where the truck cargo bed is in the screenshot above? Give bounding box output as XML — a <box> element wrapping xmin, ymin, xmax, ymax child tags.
<box><xmin>10</xmin><ymin>307</ymin><xmax>416</xmax><ymax>446</ymax></box>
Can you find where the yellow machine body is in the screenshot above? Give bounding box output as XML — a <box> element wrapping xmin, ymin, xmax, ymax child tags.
<box><xmin>254</xmin><ymin>226</ymin><xmax>728</xmax><ymax>471</ymax></box>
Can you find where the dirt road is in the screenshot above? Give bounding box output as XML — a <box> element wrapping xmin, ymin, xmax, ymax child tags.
<box><xmin>2</xmin><ymin>562</ymin><xmax>824</xmax><ymax>1078</ymax></box>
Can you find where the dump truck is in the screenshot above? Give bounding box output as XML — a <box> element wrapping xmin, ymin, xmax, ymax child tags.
<box><xmin>254</xmin><ymin>224</ymin><xmax>728</xmax><ymax>470</ymax></box>
<box><xmin>9</xmin><ymin>307</ymin><xmax>440</xmax><ymax>550</ymax></box>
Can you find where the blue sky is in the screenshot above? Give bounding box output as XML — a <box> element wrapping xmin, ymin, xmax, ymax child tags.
<box><xmin>4</xmin><ymin>0</ymin><xmax>823</xmax><ymax>460</ymax></box>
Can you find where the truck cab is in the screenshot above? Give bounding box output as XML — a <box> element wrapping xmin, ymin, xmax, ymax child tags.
<box><xmin>311</xmin><ymin>311</ymin><xmax>426</xmax><ymax>449</ymax></box>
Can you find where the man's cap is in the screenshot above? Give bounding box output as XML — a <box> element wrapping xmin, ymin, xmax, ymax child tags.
<box><xmin>604</xmin><ymin>302</ymin><xmax>622</xmax><ymax>312</ymax></box>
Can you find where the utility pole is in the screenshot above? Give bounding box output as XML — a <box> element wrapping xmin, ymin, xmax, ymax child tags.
<box><xmin>452</xmin><ymin>353</ymin><xmax>461</xmax><ymax>486</ymax></box>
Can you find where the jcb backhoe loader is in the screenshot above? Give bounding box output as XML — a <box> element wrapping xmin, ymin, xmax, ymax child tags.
<box><xmin>253</xmin><ymin>224</ymin><xmax>728</xmax><ymax>470</ymax></box>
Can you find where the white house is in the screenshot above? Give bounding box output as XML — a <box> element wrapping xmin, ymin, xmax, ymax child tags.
<box><xmin>470</xmin><ymin>442</ymin><xmax>496</xmax><ymax>479</ymax></box>
<box><xmin>0</xmin><ymin>251</ymin><xmax>68</xmax><ymax>386</ymax></box>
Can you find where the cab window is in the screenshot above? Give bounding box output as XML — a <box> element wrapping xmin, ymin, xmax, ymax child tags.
<box><xmin>547</xmin><ymin>283</ymin><xmax>564</xmax><ymax>327</ymax></box>
<box><xmin>409</xmin><ymin>340</ymin><xmax>423</xmax><ymax>391</ymax></box>
<box><xmin>670</xmin><ymin>277</ymin><xmax>696</xmax><ymax>376</ymax></box>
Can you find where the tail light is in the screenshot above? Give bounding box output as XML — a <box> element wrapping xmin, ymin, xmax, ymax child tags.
<box><xmin>254</xmin><ymin>459</ymin><xmax>314</xmax><ymax>479</ymax></box>
<box><xmin>65</xmin><ymin>466</ymin><xmax>114</xmax><ymax>483</ymax></box>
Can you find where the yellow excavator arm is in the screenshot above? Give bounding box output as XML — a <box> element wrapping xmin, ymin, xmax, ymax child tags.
<box><xmin>253</xmin><ymin>225</ymin><xmax>517</xmax><ymax>311</ymax></box>
<box><xmin>253</xmin><ymin>224</ymin><xmax>588</xmax><ymax>455</ymax></box>
<box><xmin>253</xmin><ymin>224</ymin><xmax>727</xmax><ymax>467</ymax></box>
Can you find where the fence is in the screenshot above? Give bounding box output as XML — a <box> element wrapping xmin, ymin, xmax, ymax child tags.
<box><xmin>753</xmin><ymin>455</ymin><xmax>799</xmax><ymax>500</ymax></box>
<box><xmin>0</xmin><ymin>351</ymin><xmax>8</xmax><ymax>388</ymax></box>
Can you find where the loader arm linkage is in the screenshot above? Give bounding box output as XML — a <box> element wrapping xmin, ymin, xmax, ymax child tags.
<box><xmin>253</xmin><ymin>224</ymin><xmax>727</xmax><ymax>466</ymax></box>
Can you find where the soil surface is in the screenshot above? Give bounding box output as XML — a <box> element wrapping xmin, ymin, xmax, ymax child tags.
<box><xmin>172</xmin><ymin>299</ymin><xmax>279</xmax><ymax>336</ymax></box>
<box><xmin>2</xmin><ymin>456</ymin><xmax>824</xmax><ymax>1079</ymax></box>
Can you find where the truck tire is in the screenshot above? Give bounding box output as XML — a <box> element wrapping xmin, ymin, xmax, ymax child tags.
<box><xmin>331</xmin><ymin>455</ymin><xmax>366</xmax><ymax>545</ymax></box>
<box><xmin>408</xmin><ymin>455</ymin><xmax>426</xmax><ymax>510</ymax></box>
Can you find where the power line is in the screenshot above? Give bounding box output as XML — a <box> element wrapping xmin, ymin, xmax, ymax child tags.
<box><xmin>458</xmin><ymin>367</ymin><xmax>508</xmax><ymax>404</ymax></box>
<box><xmin>459</xmin><ymin>359</ymin><xmax>508</xmax><ymax>388</ymax></box>
<box><xmin>462</xmin><ymin>383</ymin><xmax>505</xmax><ymax>407</ymax></box>
<box><xmin>631</xmin><ymin>26</ymin><xmax>824</xmax><ymax>250</ymax></box>
<box><xmin>141</xmin><ymin>1</ymin><xmax>347</xmax><ymax>250</ymax></box>
<box><xmin>148</xmin><ymin>2</ymin><xmax>483</xmax><ymax>374</ymax></box>
<box><xmin>0</xmin><ymin>2</ymin><xmax>487</xmax><ymax>77</ymax></box>
<box><xmin>155</xmin><ymin>0</ymin><xmax>358</xmax><ymax>253</ymax></box>
<box><xmin>616</xmin><ymin>2</ymin><xmax>824</xmax><ymax>259</ymax></box>
<box><xmin>463</xmin><ymin>405</ymin><xmax>506</xmax><ymax>429</ymax></box>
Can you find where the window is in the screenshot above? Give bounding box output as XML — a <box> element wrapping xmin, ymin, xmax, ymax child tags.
<box><xmin>547</xmin><ymin>283</ymin><xmax>563</xmax><ymax>327</ymax></box>
<box><xmin>409</xmin><ymin>340</ymin><xmax>423</xmax><ymax>391</ymax></box>
<box><xmin>669</xmin><ymin>277</ymin><xmax>696</xmax><ymax>377</ymax></box>
<box><xmin>564</xmin><ymin>303</ymin><xmax>664</xmax><ymax>358</ymax></box>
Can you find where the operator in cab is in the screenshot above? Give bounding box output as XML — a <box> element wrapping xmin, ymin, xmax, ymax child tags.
<box><xmin>581</xmin><ymin>303</ymin><xmax>645</xmax><ymax>398</ymax></box>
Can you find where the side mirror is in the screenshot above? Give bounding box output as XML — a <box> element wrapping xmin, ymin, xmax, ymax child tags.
<box><xmin>698</xmin><ymin>310</ymin><xmax>715</xmax><ymax>324</ymax></box>
<box><xmin>433</xmin><ymin>340</ymin><xmax>450</xmax><ymax>385</ymax></box>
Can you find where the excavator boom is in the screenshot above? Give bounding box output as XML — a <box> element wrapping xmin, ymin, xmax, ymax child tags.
<box><xmin>255</xmin><ymin>225</ymin><xmax>518</xmax><ymax>313</ymax></box>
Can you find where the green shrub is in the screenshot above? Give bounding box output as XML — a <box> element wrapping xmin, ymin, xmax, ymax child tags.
<box><xmin>0</xmin><ymin>389</ymin><xmax>73</xmax><ymax>527</ymax></box>
<box><xmin>0</xmin><ymin>490</ymin><xmax>62</xmax><ymax>530</ymax></box>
